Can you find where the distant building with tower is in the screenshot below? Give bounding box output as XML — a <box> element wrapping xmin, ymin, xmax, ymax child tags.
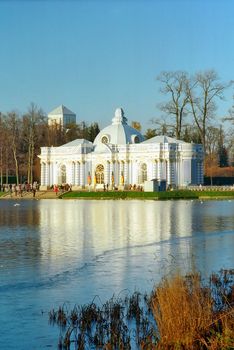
<box><xmin>48</xmin><ymin>105</ymin><xmax>76</xmax><ymax>127</ymax></box>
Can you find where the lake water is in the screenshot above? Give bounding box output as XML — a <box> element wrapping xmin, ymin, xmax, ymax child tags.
<box><xmin>0</xmin><ymin>199</ymin><xmax>234</xmax><ymax>349</ymax></box>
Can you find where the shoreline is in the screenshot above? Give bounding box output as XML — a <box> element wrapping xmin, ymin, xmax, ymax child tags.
<box><xmin>1</xmin><ymin>190</ymin><xmax>234</xmax><ymax>200</ymax></box>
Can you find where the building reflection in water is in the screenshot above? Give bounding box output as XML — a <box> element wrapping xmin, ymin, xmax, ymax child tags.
<box><xmin>37</xmin><ymin>200</ymin><xmax>194</xmax><ymax>259</ymax></box>
<box><xmin>36</xmin><ymin>199</ymin><xmax>234</xmax><ymax>294</ymax></box>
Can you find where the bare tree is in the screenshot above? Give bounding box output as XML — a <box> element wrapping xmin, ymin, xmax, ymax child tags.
<box><xmin>0</xmin><ymin>116</ymin><xmax>12</xmax><ymax>184</ymax></box>
<box><xmin>186</xmin><ymin>70</ymin><xmax>231</xmax><ymax>153</ymax></box>
<box><xmin>150</xmin><ymin>116</ymin><xmax>175</xmax><ymax>137</ymax></box>
<box><xmin>223</xmin><ymin>94</ymin><xmax>234</xmax><ymax>125</ymax></box>
<box><xmin>157</xmin><ymin>71</ymin><xmax>189</xmax><ymax>139</ymax></box>
<box><xmin>0</xmin><ymin>113</ymin><xmax>4</xmax><ymax>186</ymax></box>
<box><xmin>5</xmin><ymin>112</ymin><xmax>21</xmax><ymax>185</ymax></box>
<box><xmin>206</xmin><ymin>126</ymin><xmax>220</xmax><ymax>157</ymax></box>
<box><xmin>180</xmin><ymin>124</ymin><xmax>201</xmax><ymax>144</ymax></box>
<box><xmin>144</xmin><ymin>128</ymin><xmax>156</xmax><ymax>140</ymax></box>
<box><xmin>23</xmin><ymin>103</ymin><xmax>44</xmax><ymax>184</ymax></box>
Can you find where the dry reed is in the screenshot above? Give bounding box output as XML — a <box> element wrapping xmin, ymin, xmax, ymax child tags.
<box><xmin>151</xmin><ymin>272</ymin><xmax>234</xmax><ymax>349</ymax></box>
<box><xmin>49</xmin><ymin>270</ymin><xmax>234</xmax><ymax>349</ymax></box>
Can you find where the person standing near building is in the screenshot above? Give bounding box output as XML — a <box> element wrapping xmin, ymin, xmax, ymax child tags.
<box><xmin>54</xmin><ymin>184</ymin><xmax>59</xmax><ymax>196</ymax></box>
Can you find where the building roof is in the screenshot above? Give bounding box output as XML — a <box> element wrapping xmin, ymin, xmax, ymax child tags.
<box><xmin>48</xmin><ymin>105</ymin><xmax>76</xmax><ymax>116</ymax></box>
<box><xmin>142</xmin><ymin>135</ymin><xmax>185</xmax><ymax>144</ymax></box>
<box><xmin>58</xmin><ymin>139</ymin><xmax>92</xmax><ymax>148</ymax></box>
<box><xmin>93</xmin><ymin>108</ymin><xmax>145</xmax><ymax>145</ymax></box>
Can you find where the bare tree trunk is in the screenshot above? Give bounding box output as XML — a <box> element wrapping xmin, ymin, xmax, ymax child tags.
<box><xmin>0</xmin><ymin>147</ymin><xmax>2</xmax><ymax>187</ymax></box>
<box><xmin>5</xmin><ymin>148</ymin><xmax>8</xmax><ymax>185</ymax></box>
<box><xmin>24</xmin><ymin>103</ymin><xmax>44</xmax><ymax>184</ymax></box>
<box><xmin>12</xmin><ymin>145</ymin><xmax>19</xmax><ymax>185</ymax></box>
<box><xmin>27</xmin><ymin>144</ymin><xmax>31</xmax><ymax>184</ymax></box>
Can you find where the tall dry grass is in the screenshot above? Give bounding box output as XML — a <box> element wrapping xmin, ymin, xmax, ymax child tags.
<box><xmin>151</xmin><ymin>273</ymin><xmax>234</xmax><ymax>349</ymax></box>
<box><xmin>50</xmin><ymin>270</ymin><xmax>233</xmax><ymax>349</ymax></box>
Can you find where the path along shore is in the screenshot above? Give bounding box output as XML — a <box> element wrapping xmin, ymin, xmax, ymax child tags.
<box><xmin>0</xmin><ymin>190</ymin><xmax>59</xmax><ymax>200</ymax></box>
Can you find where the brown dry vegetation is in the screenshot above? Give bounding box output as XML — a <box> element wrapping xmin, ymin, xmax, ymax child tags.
<box><xmin>205</xmin><ymin>166</ymin><xmax>234</xmax><ymax>177</ymax></box>
<box><xmin>50</xmin><ymin>270</ymin><xmax>234</xmax><ymax>350</ymax></box>
<box><xmin>151</xmin><ymin>273</ymin><xmax>234</xmax><ymax>349</ymax></box>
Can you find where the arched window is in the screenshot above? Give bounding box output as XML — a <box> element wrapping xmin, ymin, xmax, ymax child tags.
<box><xmin>101</xmin><ymin>135</ymin><xmax>109</xmax><ymax>144</ymax></box>
<box><xmin>95</xmin><ymin>164</ymin><xmax>104</xmax><ymax>184</ymax></box>
<box><xmin>134</xmin><ymin>136</ymin><xmax>140</xmax><ymax>143</ymax></box>
<box><xmin>58</xmin><ymin>164</ymin><xmax>66</xmax><ymax>184</ymax></box>
<box><xmin>139</xmin><ymin>163</ymin><xmax>147</xmax><ymax>183</ymax></box>
<box><xmin>132</xmin><ymin>135</ymin><xmax>140</xmax><ymax>143</ymax></box>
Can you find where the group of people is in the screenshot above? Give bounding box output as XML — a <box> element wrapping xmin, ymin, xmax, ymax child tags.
<box><xmin>103</xmin><ymin>183</ymin><xmax>109</xmax><ymax>191</ymax></box>
<box><xmin>52</xmin><ymin>183</ymin><xmax>72</xmax><ymax>195</ymax></box>
<box><xmin>128</xmin><ymin>184</ymin><xmax>143</xmax><ymax>191</ymax></box>
<box><xmin>101</xmin><ymin>183</ymin><xmax>143</xmax><ymax>191</ymax></box>
<box><xmin>1</xmin><ymin>182</ymin><xmax>39</xmax><ymax>197</ymax></box>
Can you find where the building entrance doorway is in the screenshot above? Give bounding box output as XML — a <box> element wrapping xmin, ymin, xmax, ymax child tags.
<box><xmin>95</xmin><ymin>164</ymin><xmax>104</xmax><ymax>184</ymax></box>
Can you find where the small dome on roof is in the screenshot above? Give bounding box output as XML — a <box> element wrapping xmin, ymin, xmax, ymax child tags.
<box><xmin>93</xmin><ymin>108</ymin><xmax>144</xmax><ymax>145</ymax></box>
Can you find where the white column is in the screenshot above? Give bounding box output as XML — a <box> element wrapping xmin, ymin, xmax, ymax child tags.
<box><xmin>118</xmin><ymin>161</ymin><xmax>121</xmax><ymax>184</ymax></box>
<box><xmin>176</xmin><ymin>155</ymin><xmax>181</xmax><ymax>187</ymax></box>
<box><xmin>127</xmin><ymin>162</ymin><xmax>130</xmax><ymax>184</ymax></box>
<box><xmin>115</xmin><ymin>161</ymin><xmax>119</xmax><ymax>185</ymax></box>
<box><xmin>75</xmin><ymin>162</ymin><xmax>80</xmax><ymax>185</ymax></box>
<box><xmin>167</xmin><ymin>160</ymin><xmax>171</xmax><ymax>185</ymax></box>
<box><xmin>180</xmin><ymin>160</ymin><xmax>184</xmax><ymax>187</ymax></box>
<box><xmin>174</xmin><ymin>157</ymin><xmax>178</xmax><ymax>186</ymax></box>
<box><xmin>124</xmin><ymin>161</ymin><xmax>129</xmax><ymax>185</ymax></box>
<box><xmin>170</xmin><ymin>161</ymin><xmax>175</xmax><ymax>185</ymax></box>
<box><xmin>41</xmin><ymin>163</ymin><xmax>45</xmax><ymax>186</ymax></box>
<box><xmin>105</xmin><ymin>161</ymin><xmax>110</xmax><ymax>185</ymax></box>
<box><xmin>153</xmin><ymin>161</ymin><xmax>157</xmax><ymax>179</ymax></box>
<box><xmin>109</xmin><ymin>161</ymin><xmax>113</xmax><ymax>185</ymax></box>
<box><xmin>45</xmin><ymin>163</ymin><xmax>50</xmax><ymax>186</ymax></box>
<box><xmin>157</xmin><ymin>161</ymin><xmax>162</xmax><ymax>181</ymax></box>
<box><xmin>119</xmin><ymin>161</ymin><xmax>124</xmax><ymax>185</ymax></box>
<box><xmin>52</xmin><ymin>163</ymin><xmax>56</xmax><ymax>185</ymax></box>
<box><xmin>162</xmin><ymin>160</ymin><xmax>167</xmax><ymax>180</ymax></box>
<box><xmin>49</xmin><ymin>162</ymin><xmax>53</xmax><ymax>186</ymax></box>
<box><xmin>71</xmin><ymin>162</ymin><xmax>75</xmax><ymax>185</ymax></box>
<box><xmin>118</xmin><ymin>161</ymin><xmax>122</xmax><ymax>185</ymax></box>
<box><xmin>83</xmin><ymin>161</ymin><xmax>86</xmax><ymax>186</ymax></box>
<box><xmin>70</xmin><ymin>162</ymin><xmax>74</xmax><ymax>184</ymax></box>
<box><xmin>80</xmin><ymin>162</ymin><xmax>84</xmax><ymax>187</ymax></box>
<box><xmin>132</xmin><ymin>161</ymin><xmax>138</xmax><ymax>185</ymax></box>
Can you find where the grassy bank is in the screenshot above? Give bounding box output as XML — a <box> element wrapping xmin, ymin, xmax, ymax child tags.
<box><xmin>61</xmin><ymin>189</ymin><xmax>234</xmax><ymax>200</ymax></box>
<box><xmin>50</xmin><ymin>270</ymin><xmax>234</xmax><ymax>349</ymax></box>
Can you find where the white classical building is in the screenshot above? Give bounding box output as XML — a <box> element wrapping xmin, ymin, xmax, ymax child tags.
<box><xmin>39</xmin><ymin>108</ymin><xmax>204</xmax><ymax>190</ymax></box>
<box><xmin>48</xmin><ymin>105</ymin><xmax>76</xmax><ymax>127</ymax></box>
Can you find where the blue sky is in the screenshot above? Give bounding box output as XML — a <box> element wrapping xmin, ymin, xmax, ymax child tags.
<box><xmin>0</xmin><ymin>0</ymin><xmax>234</xmax><ymax>130</ymax></box>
